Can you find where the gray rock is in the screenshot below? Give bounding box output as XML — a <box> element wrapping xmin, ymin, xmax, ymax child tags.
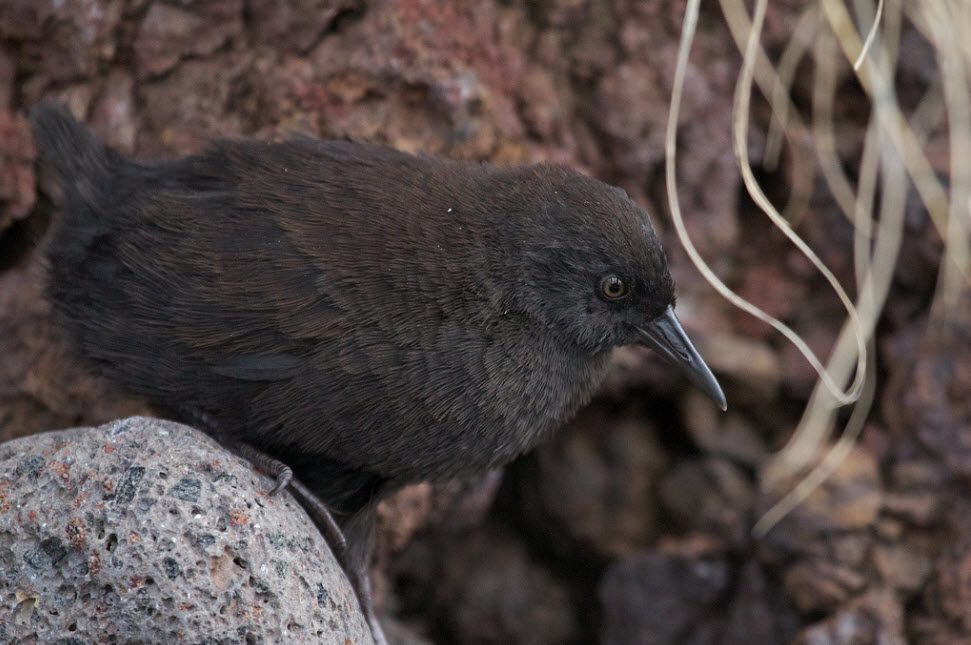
<box><xmin>0</xmin><ymin>416</ymin><xmax>372</xmax><ymax>644</ymax></box>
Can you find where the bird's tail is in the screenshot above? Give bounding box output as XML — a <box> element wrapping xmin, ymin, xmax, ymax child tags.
<box><xmin>30</xmin><ymin>103</ymin><xmax>113</xmax><ymax>196</ymax></box>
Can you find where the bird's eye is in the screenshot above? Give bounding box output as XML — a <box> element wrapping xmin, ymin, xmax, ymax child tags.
<box><xmin>599</xmin><ymin>275</ymin><xmax>628</xmax><ymax>300</ymax></box>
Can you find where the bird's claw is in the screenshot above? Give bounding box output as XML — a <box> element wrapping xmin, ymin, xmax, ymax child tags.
<box><xmin>269</xmin><ymin>465</ymin><xmax>292</xmax><ymax>496</ymax></box>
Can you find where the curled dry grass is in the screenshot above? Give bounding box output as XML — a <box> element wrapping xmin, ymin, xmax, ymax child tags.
<box><xmin>664</xmin><ymin>0</ymin><xmax>970</xmax><ymax>534</ymax></box>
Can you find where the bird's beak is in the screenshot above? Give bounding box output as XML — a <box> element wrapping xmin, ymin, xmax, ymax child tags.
<box><xmin>636</xmin><ymin>305</ymin><xmax>727</xmax><ymax>411</ymax></box>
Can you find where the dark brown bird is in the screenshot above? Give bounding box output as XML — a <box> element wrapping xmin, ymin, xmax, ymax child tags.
<box><xmin>31</xmin><ymin>104</ymin><xmax>725</xmax><ymax>643</ymax></box>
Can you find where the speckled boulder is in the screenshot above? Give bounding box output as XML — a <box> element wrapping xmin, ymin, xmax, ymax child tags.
<box><xmin>0</xmin><ymin>416</ymin><xmax>371</xmax><ymax>644</ymax></box>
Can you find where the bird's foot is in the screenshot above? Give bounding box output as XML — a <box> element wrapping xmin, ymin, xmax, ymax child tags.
<box><xmin>343</xmin><ymin>556</ymin><xmax>387</xmax><ymax>645</ymax></box>
<box><xmin>173</xmin><ymin>408</ymin><xmax>296</xmax><ymax>494</ymax></box>
<box><xmin>234</xmin><ymin>442</ymin><xmax>293</xmax><ymax>496</ymax></box>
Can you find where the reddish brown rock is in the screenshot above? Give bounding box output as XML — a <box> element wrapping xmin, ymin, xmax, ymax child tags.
<box><xmin>795</xmin><ymin>589</ymin><xmax>905</xmax><ymax>645</ymax></box>
<box><xmin>783</xmin><ymin>560</ymin><xmax>867</xmax><ymax>614</ymax></box>
<box><xmin>759</xmin><ymin>446</ymin><xmax>883</xmax><ymax>554</ymax></box>
<box><xmin>137</xmin><ymin>56</ymin><xmax>248</xmax><ymax>156</ymax></box>
<box><xmin>722</xmin><ymin>561</ymin><xmax>800</xmax><ymax>644</ymax></box>
<box><xmin>378</xmin><ymin>483</ymin><xmax>435</xmax><ymax>555</ymax></box>
<box><xmin>693</xmin><ymin>332</ymin><xmax>782</xmax><ymax>399</ymax></box>
<box><xmin>758</xmin><ymin>446</ymin><xmax>885</xmax><ymax>619</ymax></box>
<box><xmin>0</xmin><ymin>111</ymin><xmax>35</xmax><ymax>234</ymax></box>
<box><xmin>681</xmin><ymin>391</ymin><xmax>770</xmax><ymax>466</ymax></box>
<box><xmin>778</xmin><ymin>324</ymin><xmax>846</xmax><ymax>400</ymax></box>
<box><xmin>874</xmin><ymin>541</ymin><xmax>932</xmax><ymax>593</ymax></box>
<box><xmin>89</xmin><ymin>70</ymin><xmax>136</xmax><ymax>154</ymax></box>
<box><xmin>659</xmin><ymin>457</ymin><xmax>754</xmax><ymax>544</ymax></box>
<box><xmin>382</xmin><ymin>616</ymin><xmax>434</xmax><ymax>645</ymax></box>
<box><xmin>425</xmin><ymin>469</ymin><xmax>502</xmax><ymax>532</ymax></box>
<box><xmin>372</xmin><ymin>472</ymin><xmax>501</xmax><ymax>611</ymax></box>
<box><xmin>0</xmin><ymin>0</ymin><xmax>123</xmax><ymax>96</ymax></box>
<box><xmin>911</xmin><ymin>496</ymin><xmax>971</xmax><ymax>642</ymax></box>
<box><xmin>730</xmin><ymin>256</ymin><xmax>811</xmax><ymax>341</ymax></box>
<box><xmin>907</xmin><ymin>298</ymin><xmax>971</xmax><ymax>478</ymax></box>
<box><xmin>134</xmin><ymin>0</ymin><xmax>243</xmax><ymax>79</ymax></box>
<box><xmin>0</xmin><ymin>254</ymin><xmax>145</xmax><ymax>444</ymax></box>
<box><xmin>591</xmin><ymin>1</ymin><xmax>742</xmax><ymax>265</ymax></box>
<box><xmin>882</xmin><ymin>491</ymin><xmax>941</xmax><ymax>528</ymax></box>
<box><xmin>599</xmin><ymin>538</ymin><xmax>730</xmax><ymax>645</ymax></box>
<box><xmin>300</xmin><ymin>0</ymin><xmax>527</xmax><ymax>159</ymax></box>
<box><xmin>519</xmin><ymin>404</ymin><xmax>669</xmax><ymax>559</ymax></box>
<box><xmin>0</xmin><ymin>48</ymin><xmax>14</xmax><ymax>108</ymax></box>
<box><xmin>396</xmin><ymin>526</ymin><xmax>579</xmax><ymax>645</ymax></box>
<box><xmin>592</xmin><ymin>60</ymin><xmax>670</xmax><ymax>176</ymax></box>
<box><xmin>247</xmin><ymin>0</ymin><xmax>362</xmax><ymax>52</ymax></box>
<box><xmin>376</xmin><ymin>471</ymin><xmax>503</xmax><ymax>558</ymax></box>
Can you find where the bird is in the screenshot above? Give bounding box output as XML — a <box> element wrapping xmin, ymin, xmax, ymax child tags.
<box><xmin>31</xmin><ymin>103</ymin><xmax>725</xmax><ymax>643</ymax></box>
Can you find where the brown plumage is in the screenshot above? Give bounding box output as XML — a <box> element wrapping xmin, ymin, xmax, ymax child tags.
<box><xmin>31</xmin><ymin>104</ymin><xmax>724</xmax><ymax>641</ymax></box>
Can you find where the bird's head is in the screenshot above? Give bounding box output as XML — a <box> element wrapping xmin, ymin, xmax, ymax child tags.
<box><xmin>491</xmin><ymin>164</ymin><xmax>726</xmax><ymax>410</ymax></box>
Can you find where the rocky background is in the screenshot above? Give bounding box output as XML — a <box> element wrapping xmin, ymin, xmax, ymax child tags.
<box><xmin>0</xmin><ymin>0</ymin><xmax>966</xmax><ymax>643</ymax></box>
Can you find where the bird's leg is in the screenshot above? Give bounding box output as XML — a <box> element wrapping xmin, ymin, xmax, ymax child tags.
<box><xmin>233</xmin><ymin>442</ymin><xmax>293</xmax><ymax>496</ymax></box>
<box><xmin>287</xmin><ymin>476</ymin><xmax>348</xmax><ymax>558</ymax></box>
<box><xmin>339</xmin><ymin>502</ymin><xmax>386</xmax><ymax>645</ymax></box>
